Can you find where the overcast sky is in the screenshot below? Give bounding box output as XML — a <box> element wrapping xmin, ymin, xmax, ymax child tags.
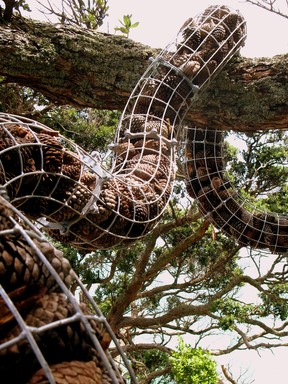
<box><xmin>98</xmin><ymin>0</ymin><xmax>288</xmax><ymax>58</ymax></box>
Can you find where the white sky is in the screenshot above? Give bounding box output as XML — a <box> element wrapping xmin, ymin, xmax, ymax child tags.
<box><xmin>98</xmin><ymin>0</ymin><xmax>288</xmax><ymax>57</ymax></box>
<box><xmin>24</xmin><ymin>1</ymin><xmax>288</xmax><ymax>383</ymax></box>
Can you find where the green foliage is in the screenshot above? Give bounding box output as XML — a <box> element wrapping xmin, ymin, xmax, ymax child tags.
<box><xmin>260</xmin><ymin>283</ymin><xmax>288</xmax><ymax>321</ymax></box>
<box><xmin>225</xmin><ymin>130</ymin><xmax>288</xmax><ymax>213</ymax></box>
<box><xmin>16</xmin><ymin>0</ymin><xmax>31</xmax><ymax>11</ymax></box>
<box><xmin>263</xmin><ymin>184</ymin><xmax>288</xmax><ymax>213</ymax></box>
<box><xmin>213</xmin><ymin>298</ymin><xmax>257</xmax><ymax>330</ymax></box>
<box><xmin>40</xmin><ymin>107</ymin><xmax>119</xmax><ymax>153</ymax></box>
<box><xmin>130</xmin><ymin>349</ymin><xmax>171</xmax><ymax>382</ymax></box>
<box><xmin>0</xmin><ymin>0</ymin><xmax>31</xmax><ymax>21</ymax></box>
<box><xmin>115</xmin><ymin>14</ymin><xmax>139</xmax><ymax>37</ymax></box>
<box><xmin>170</xmin><ymin>338</ymin><xmax>218</xmax><ymax>384</ymax></box>
<box><xmin>93</xmin><ymin>272</ymin><xmax>131</xmax><ymax>316</ymax></box>
<box><xmin>37</xmin><ymin>0</ymin><xmax>109</xmax><ymax>29</ymax></box>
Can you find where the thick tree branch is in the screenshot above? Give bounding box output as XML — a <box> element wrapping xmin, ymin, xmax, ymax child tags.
<box><xmin>0</xmin><ymin>17</ymin><xmax>287</xmax><ymax>133</ymax></box>
<box><xmin>116</xmin><ymin>273</ymin><xmax>259</xmax><ymax>329</ymax></box>
<box><xmin>0</xmin><ymin>17</ymin><xmax>156</xmax><ymax>109</ymax></box>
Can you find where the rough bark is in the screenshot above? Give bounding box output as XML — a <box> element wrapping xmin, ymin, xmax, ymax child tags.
<box><xmin>0</xmin><ymin>17</ymin><xmax>287</xmax><ymax>133</ymax></box>
<box><xmin>0</xmin><ymin>17</ymin><xmax>156</xmax><ymax>108</ymax></box>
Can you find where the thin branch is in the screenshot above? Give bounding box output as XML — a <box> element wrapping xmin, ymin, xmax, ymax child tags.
<box><xmin>244</xmin><ymin>0</ymin><xmax>288</xmax><ymax>18</ymax></box>
<box><xmin>139</xmin><ymin>367</ymin><xmax>172</xmax><ymax>384</ymax></box>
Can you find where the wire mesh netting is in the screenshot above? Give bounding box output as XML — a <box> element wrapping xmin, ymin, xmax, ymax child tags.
<box><xmin>0</xmin><ymin>5</ymin><xmax>246</xmax><ymax>251</ymax></box>
<box><xmin>0</xmin><ymin>195</ymin><xmax>137</xmax><ymax>383</ymax></box>
<box><xmin>0</xmin><ymin>5</ymin><xmax>250</xmax><ymax>383</ymax></box>
<box><xmin>183</xmin><ymin>127</ymin><xmax>288</xmax><ymax>254</ymax></box>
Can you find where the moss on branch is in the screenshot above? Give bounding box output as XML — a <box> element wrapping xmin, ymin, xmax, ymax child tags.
<box><xmin>0</xmin><ymin>17</ymin><xmax>287</xmax><ymax>133</ymax></box>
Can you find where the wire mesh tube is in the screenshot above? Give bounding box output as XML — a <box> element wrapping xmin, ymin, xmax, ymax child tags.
<box><xmin>184</xmin><ymin>127</ymin><xmax>288</xmax><ymax>254</ymax></box>
<box><xmin>0</xmin><ymin>5</ymin><xmax>246</xmax><ymax>251</ymax></box>
<box><xmin>0</xmin><ymin>5</ymin><xmax>248</xmax><ymax>383</ymax></box>
<box><xmin>0</xmin><ymin>195</ymin><xmax>137</xmax><ymax>383</ymax></box>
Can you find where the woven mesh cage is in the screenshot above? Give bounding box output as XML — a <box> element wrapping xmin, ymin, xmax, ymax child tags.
<box><xmin>0</xmin><ymin>196</ymin><xmax>137</xmax><ymax>383</ymax></box>
<box><xmin>183</xmin><ymin>126</ymin><xmax>288</xmax><ymax>254</ymax></box>
<box><xmin>0</xmin><ymin>5</ymin><xmax>246</xmax><ymax>252</ymax></box>
<box><xmin>0</xmin><ymin>4</ymin><xmax>248</xmax><ymax>383</ymax></box>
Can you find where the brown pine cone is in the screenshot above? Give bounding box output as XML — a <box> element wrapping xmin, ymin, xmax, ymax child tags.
<box><xmin>0</xmin><ymin>234</ymin><xmax>73</xmax><ymax>294</ymax></box>
<box><xmin>36</xmin><ymin>133</ymin><xmax>63</xmax><ymax>173</ymax></box>
<box><xmin>0</xmin><ymin>199</ymin><xmax>73</xmax><ymax>293</ymax></box>
<box><xmin>178</xmin><ymin>18</ymin><xmax>202</xmax><ymax>53</ymax></box>
<box><xmin>197</xmin><ymin>185</ymin><xmax>216</xmax><ymax>213</ymax></box>
<box><xmin>61</xmin><ymin>151</ymin><xmax>82</xmax><ymax>181</ymax></box>
<box><xmin>0</xmin><ymin>124</ymin><xmax>37</xmax><ymax>198</ymax></box>
<box><xmin>186</xmin><ymin>176</ymin><xmax>203</xmax><ymax>199</ymax></box>
<box><xmin>28</xmin><ymin>360</ymin><xmax>109</xmax><ymax>384</ymax></box>
<box><xmin>134</xmin><ymin>139</ymin><xmax>169</xmax><ymax>156</ymax></box>
<box><xmin>48</xmin><ymin>183</ymin><xmax>95</xmax><ymax>222</ymax></box>
<box><xmin>0</xmin><ymin>292</ymin><xmax>111</xmax><ymax>383</ymax></box>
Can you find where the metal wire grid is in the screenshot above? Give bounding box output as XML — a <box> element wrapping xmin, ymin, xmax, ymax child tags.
<box><xmin>0</xmin><ymin>195</ymin><xmax>137</xmax><ymax>383</ymax></box>
<box><xmin>0</xmin><ymin>6</ymin><xmax>247</xmax><ymax>251</ymax></box>
<box><xmin>116</xmin><ymin>5</ymin><xmax>247</xmax><ymax>135</ymax></box>
<box><xmin>0</xmin><ymin>113</ymin><xmax>175</xmax><ymax>250</ymax></box>
<box><xmin>183</xmin><ymin>126</ymin><xmax>288</xmax><ymax>254</ymax></box>
<box><xmin>0</xmin><ymin>5</ymin><xmax>249</xmax><ymax>383</ymax></box>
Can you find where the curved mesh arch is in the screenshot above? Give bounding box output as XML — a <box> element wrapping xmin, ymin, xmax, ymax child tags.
<box><xmin>183</xmin><ymin>126</ymin><xmax>288</xmax><ymax>254</ymax></box>
<box><xmin>0</xmin><ymin>195</ymin><xmax>137</xmax><ymax>383</ymax></box>
<box><xmin>0</xmin><ymin>5</ymin><xmax>248</xmax><ymax>383</ymax></box>
<box><xmin>0</xmin><ymin>5</ymin><xmax>246</xmax><ymax>251</ymax></box>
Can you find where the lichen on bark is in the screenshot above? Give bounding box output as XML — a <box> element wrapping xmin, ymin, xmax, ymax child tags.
<box><xmin>0</xmin><ymin>17</ymin><xmax>287</xmax><ymax>133</ymax></box>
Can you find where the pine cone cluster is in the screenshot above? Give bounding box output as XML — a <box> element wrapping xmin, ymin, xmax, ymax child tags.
<box><xmin>177</xmin><ymin>5</ymin><xmax>246</xmax><ymax>85</ymax></box>
<box><xmin>0</xmin><ymin>115</ymin><xmax>175</xmax><ymax>249</ymax></box>
<box><xmin>184</xmin><ymin>127</ymin><xmax>288</xmax><ymax>253</ymax></box>
<box><xmin>0</xmin><ymin>197</ymin><xmax>125</xmax><ymax>383</ymax></box>
<box><xmin>0</xmin><ymin>6</ymin><xmax>248</xmax><ymax>251</ymax></box>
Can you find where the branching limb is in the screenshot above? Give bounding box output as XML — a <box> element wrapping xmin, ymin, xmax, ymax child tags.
<box><xmin>138</xmin><ymin>367</ymin><xmax>171</xmax><ymax>384</ymax></box>
<box><xmin>244</xmin><ymin>0</ymin><xmax>288</xmax><ymax>19</ymax></box>
<box><xmin>221</xmin><ymin>365</ymin><xmax>237</xmax><ymax>384</ymax></box>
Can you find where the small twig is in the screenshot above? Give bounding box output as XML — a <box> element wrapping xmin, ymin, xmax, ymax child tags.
<box><xmin>244</xmin><ymin>0</ymin><xmax>288</xmax><ymax>19</ymax></box>
<box><xmin>221</xmin><ymin>365</ymin><xmax>237</xmax><ymax>384</ymax></box>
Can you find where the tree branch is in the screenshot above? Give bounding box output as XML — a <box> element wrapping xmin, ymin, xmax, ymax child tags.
<box><xmin>139</xmin><ymin>367</ymin><xmax>171</xmax><ymax>384</ymax></box>
<box><xmin>221</xmin><ymin>365</ymin><xmax>237</xmax><ymax>384</ymax></box>
<box><xmin>245</xmin><ymin>0</ymin><xmax>288</xmax><ymax>19</ymax></box>
<box><xmin>0</xmin><ymin>17</ymin><xmax>287</xmax><ymax>132</ymax></box>
<box><xmin>110</xmin><ymin>343</ymin><xmax>172</xmax><ymax>358</ymax></box>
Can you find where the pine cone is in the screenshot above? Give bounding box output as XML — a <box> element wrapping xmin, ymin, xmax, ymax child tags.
<box><xmin>0</xmin><ymin>198</ymin><xmax>73</xmax><ymax>293</ymax></box>
<box><xmin>36</xmin><ymin>133</ymin><xmax>63</xmax><ymax>173</ymax></box>
<box><xmin>61</xmin><ymin>151</ymin><xmax>82</xmax><ymax>181</ymax></box>
<box><xmin>178</xmin><ymin>18</ymin><xmax>201</xmax><ymax>53</ymax></box>
<box><xmin>0</xmin><ymin>238</ymin><xmax>73</xmax><ymax>293</ymax></box>
<box><xmin>0</xmin><ymin>292</ymin><xmax>110</xmax><ymax>383</ymax></box>
<box><xmin>28</xmin><ymin>360</ymin><xmax>109</xmax><ymax>384</ymax></box>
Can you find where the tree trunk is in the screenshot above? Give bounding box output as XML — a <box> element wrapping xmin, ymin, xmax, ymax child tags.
<box><xmin>0</xmin><ymin>17</ymin><xmax>287</xmax><ymax>133</ymax></box>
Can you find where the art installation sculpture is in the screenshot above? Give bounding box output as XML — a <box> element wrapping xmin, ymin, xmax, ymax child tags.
<box><xmin>184</xmin><ymin>127</ymin><xmax>288</xmax><ymax>254</ymax></box>
<box><xmin>0</xmin><ymin>5</ymin><xmax>247</xmax><ymax>251</ymax></box>
<box><xmin>0</xmin><ymin>4</ymin><xmax>284</xmax><ymax>383</ymax></box>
